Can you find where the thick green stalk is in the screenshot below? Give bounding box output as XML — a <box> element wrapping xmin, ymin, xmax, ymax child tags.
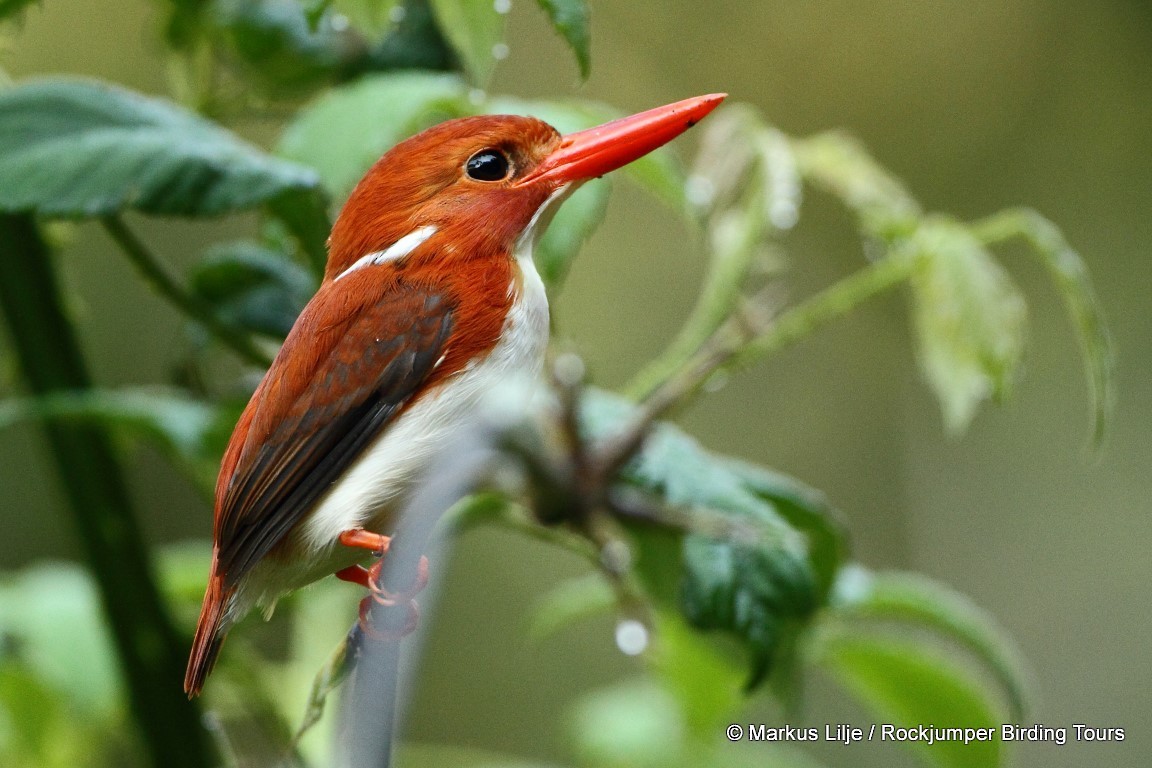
<box><xmin>0</xmin><ymin>214</ymin><xmax>215</xmax><ymax>768</ymax></box>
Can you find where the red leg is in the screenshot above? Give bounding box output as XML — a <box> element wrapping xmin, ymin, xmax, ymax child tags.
<box><xmin>356</xmin><ymin>595</ymin><xmax>420</xmax><ymax>641</ymax></box>
<box><xmin>337</xmin><ymin>528</ymin><xmax>427</xmax><ymax>640</ymax></box>
<box><xmin>335</xmin><ymin>565</ymin><xmax>371</xmax><ymax>588</ymax></box>
<box><xmin>339</xmin><ymin>528</ymin><xmax>392</xmax><ymax>555</ymax></box>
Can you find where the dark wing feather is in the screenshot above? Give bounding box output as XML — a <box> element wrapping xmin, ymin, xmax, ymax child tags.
<box><xmin>214</xmin><ymin>281</ymin><xmax>452</xmax><ymax>584</ymax></box>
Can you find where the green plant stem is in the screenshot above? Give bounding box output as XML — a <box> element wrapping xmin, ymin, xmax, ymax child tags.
<box><xmin>625</xmin><ymin>213</ymin><xmax>761</xmax><ymax>400</ymax></box>
<box><xmin>727</xmin><ymin>253</ymin><xmax>916</xmax><ymax>373</ymax></box>
<box><xmin>0</xmin><ymin>213</ymin><xmax>215</xmax><ymax>768</ymax></box>
<box><xmin>101</xmin><ymin>215</ymin><xmax>273</xmax><ymax>367</ymax></box>
<box><xmin>607</xmin><ymin>255</ymin><xmax>917</xmax><ymax>464</ymax></box>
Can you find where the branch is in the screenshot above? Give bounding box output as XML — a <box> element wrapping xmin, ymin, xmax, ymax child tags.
<box><xmin>0</xmin><ymin>213</ymin><xmax>216</xmax><ymax>768</ymax></box>
<box><xmin>101</xmin><ymin>215</ymin><xmax>273</xmax><ymax>368</ymax></box>
<box><xmin>598</xmin><ymin>254</ymin><xmax>916</xmax><ymax>478</ymax></box>
<box><xmin>338</xmin><ymin>416</ymin><xmax>500</xmax><ymax>768</ymax></box>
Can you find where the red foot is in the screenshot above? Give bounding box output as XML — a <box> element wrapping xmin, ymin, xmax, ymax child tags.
<box><xmin>336</xmin><ymin>528</ymin><xmax>429</xmax><ymax>640</ymax></box>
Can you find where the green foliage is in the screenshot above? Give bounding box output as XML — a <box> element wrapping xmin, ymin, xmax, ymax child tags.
<box><xmin>0</xmin><ymin>79</ymin><xmax>324</xmax><ymax>218</ymax></box>
<box><xmin>278</xmin><ymin>70</ymin><xmax>471</xmax><ymax>198</ymax></box>
<box><xmin>0</xmin><ymin>387</ymin><xmax>230</xmax><ymax>489</ymax></box>
<box><xmin>534</xmin><ymin>0</ymin><xmax>591</xmax><ymax>78</ymax></box>
<box><xmin>428</xmin><ymin>0</ymin><xmax>508</xmax><ymax>85</ymax></box>
<box><xmin>0</xmin><ymin>0</ymin><xmax>37</xmax><ymax>23</ymax></box>
<box><xmin>190</xmin><ymin>240</ymin><xmax>316</xmax><ymax>338</ymax></box>
<box><xmin>0</xmin><ymin>3</ymin><xmax>1114</xmax><ymax>768</ymax></box>
<box><xmin>210</xmin><ymin>0</ymin><xmax>362</xmax><ymax>92</ymax></box>
<box><xmin>817</xmin><ymin>634</ymin><xmax>1002</xmax><ymax>768</ymax></box>
<box><xmin>825</xmin><ymin>567</ymin><xmax>1031</xmax><ymax>720</ymax></box>
<box><xmin>579</xmin><ymin>389</ymin><xmax>821</xmax><ymax>689</ymax></box>
<box><xmin>907</xmin><ymin>218</ymin><xmax>1027</xmax><ymax>433</ymax></box>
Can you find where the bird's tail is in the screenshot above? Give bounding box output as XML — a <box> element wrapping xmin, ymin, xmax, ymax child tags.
<box><xmin>184</xmin><ymin>568</ymin><xmax>232</xmax><ymax>698</ymax></box>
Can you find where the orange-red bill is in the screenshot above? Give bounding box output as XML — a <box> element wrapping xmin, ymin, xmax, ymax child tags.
<box><xmin>518</xmin><ymin>93</ymin><xmax>727</xmax><ymax>187</ymax></box>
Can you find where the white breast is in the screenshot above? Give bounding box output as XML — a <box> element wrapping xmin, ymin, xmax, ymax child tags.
<box><xmin>231</xmin><ymin>195</ymin><xmax>561</xmax><ymax>616</ymax></box>
<box><xmin>297</xmin><ymin>251</ymin><xmax>550</xmax><ymax>555</ymax></box>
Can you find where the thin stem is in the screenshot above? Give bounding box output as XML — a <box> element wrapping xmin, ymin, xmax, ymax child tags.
<box><xmin>100</xmin><ymin>215</ymin><xmax>273</xmax><ymax>368</ymax></box>
<box><xmin>727</xmin><ymin>252</ymin><xmax>915</xmax><ymax>372</ymax></box>
<box><xmin>600</xmin><ymin>255</ymin><xmax>916</xmax><ymax>472</ymax></box>
<box><xmin>0</xmin><ymin>214</ymin><xmax>215</xmax><ymax>768</ymax></box>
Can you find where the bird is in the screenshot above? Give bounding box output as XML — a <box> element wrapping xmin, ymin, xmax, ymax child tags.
<box><xmin>184</xmin><ymin>92</ymin><xmax>726</xmax><ymax>696</ymax></box>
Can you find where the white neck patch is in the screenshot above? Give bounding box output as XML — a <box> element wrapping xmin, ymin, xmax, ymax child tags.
<box><xmin>513</xmin><ymin>184</ymin><xmax>572</xmax><ymax>263</ymax></box>
<box><xmin>334</xmin><ymin>225</ymin><xmax>438</xmax><ymax>282</ymax></box>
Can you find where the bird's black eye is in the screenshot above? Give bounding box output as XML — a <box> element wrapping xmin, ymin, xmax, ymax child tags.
<box><xmin>465</xmin><ymin>149</ymin><xmax>511</xmax><ymax>182</ymax></box>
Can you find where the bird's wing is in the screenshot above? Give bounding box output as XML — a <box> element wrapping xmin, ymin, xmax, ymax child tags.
<box><xmin>212</xmin><ymin>277</ymin><xmax>453</xmax><ymax>585</ymax></box>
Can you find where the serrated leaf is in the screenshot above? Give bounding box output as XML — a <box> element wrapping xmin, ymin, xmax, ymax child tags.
<box><xmin>278</xmin><ymin>71</ymin><xmax>471</xmax><ymax>199</ymax></box>
<box><xmin>972</xmin><ymin>208</ymin><xmax>1115</xmax><ymax>446</ymax></box>
<box><xmin>0</xmin><ymin>78</ymin><xmax>322</xmax><ymax>218</ymax></box>
<box><xmin>719</xmin><ymin>457</ymin><xmax>848</xmax><ymax>603</ymax></box>
<box><xmin>534</xmin><ymin>0</ymin><xmax>590</xmax><ymax>78</ymax></box>
<box><xmin>429</xmin><ymin>0</ymin><xmax>508</xmax><ymax>85</ymax></box>
<box><xmin>190</xmin><ymin>241</ymin><xmax>315</xmax><ymax>339</ymax></box>
<box><xmin>829</xmin><ymin>566</ymin><xmax>1031</xmax><ymax>720</ymax></box>
<box><xmin>909</xmin><ymin>218</ymin><xmax>1027</xmax><ymax>434</ymax></box>
<box><xmin>580</xmin><ymin>389</ymin><xmax>822</xmax><ymax>689</ymax></box>
<box><xmin>814</xmin><ymin>632</ymin><xmax>1004</xmax><ymax>768</ymax></box>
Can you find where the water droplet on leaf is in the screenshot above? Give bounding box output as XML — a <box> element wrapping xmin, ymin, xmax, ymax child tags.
<box><xmin>615</xmin><ymin>619</ymin><xmax>649</xmax><ymax>656</ymax></box>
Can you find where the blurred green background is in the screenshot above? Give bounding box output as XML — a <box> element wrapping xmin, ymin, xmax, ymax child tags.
<box><xmin>1</xmin><ymin>1</ymin><xmax>1149</xmax><ymax>767</ymax></box>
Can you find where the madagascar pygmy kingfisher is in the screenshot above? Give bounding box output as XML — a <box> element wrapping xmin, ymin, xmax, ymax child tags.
<box><xmin>185</xmin><ymin>93</ymin><xmax>726</xmax><ymax>696</ymax></box>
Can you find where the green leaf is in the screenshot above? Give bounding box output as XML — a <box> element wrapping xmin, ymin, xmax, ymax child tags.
<box><xmin>326</xmin><ymin>0</ymin><xmax>401</xmax><ymax>37</ymax></box>
<box><xmin>293</xmin><ymin>633</ymin><xmax>352</xmax><ymax>746</ymax></box>
<box><xmin>530</xmin><ymin>574</ymin><xmax>616</xmax><ymax>641</ymax></box>
<box><xmin>814</xmin><ymin>632</ymin><xmax>1004</xmax><ymax>768</ymax></box>
<box><xmin>580</xmin><ymin>389</ymin><xmax>825</xmax><ymax>690</ymax></box>
<box><xmin>908</xmin><ymin>218</ymin><xmax>1027</xmax><ymax>434</ymax></box>
<box><xmin>266</xmin><ymin>186</ymin><xmax>332</xmax><ymax>277</ymax></box>
<box><xmin>649</xmin><ymin>608</ymin><xmax>745</xmax><ymax>737</ymax></box>
<box><xmin>829</xmin><ymin>566</ymin><xmax>1032</xmax><ymax>720</ymax></box>
<box><xmin>0</xmin><ymin>387</ymin><xmax>226</xmax><ymax>487</ymax></box>
<box><xmin>718</xmin><ymin>457</ymin><xmax>848</xmax><ymax>605</ymax></box>
<box><xmin>429</xmin><ymin>0</ymin><xmax>508</xmax><ymax>85</ymax></box>
<box><xmin>793</xmin><ymin>131</ymin><xmax>920</xmax><ymax>239</ymax></box>
<box><xmin>211</xmin><ymin>0</ymin><xmax>360</xmax><ymax>93</ymax></box>
<box><xmin>190</xmin><ymin>240</ymin><xmax>315</xmax><ymax>339</ymax></box>
<box><xmin>534</xmin><ymin>0</ymin><xmax>590</xmax><ymax>78</ymax></box>
<box><xmin>278</xmin><ymin>71</ymin><xmax>471</xmax><ymax>199</ymax></box>
<box><xmin>569</xmin><ymin>680</ymin><xmax>685</xmax><ymax>768</ymax></box>
<box><xmin>536</xmin><ymin>181</ymin><xmax>609</xmax><ymax>289</ymax></box>
<box><xmin>0</xmin><ymin>564</ymin><xmax>121</xmax><ymax>717</ymax></box>
<box><xmin>0</xmin><ymin>78</ymin><xmax>322</xmax><ymax>218</ymax></box>
<box><xmin>0</xmin><ymin>0</ymin><xmax>39</xmax><ymax>23</ymax></box>
<box><xmin>972</xmin><ymin>208</ymin><xmax>1115</xmax><ymax>446</ymax></box>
